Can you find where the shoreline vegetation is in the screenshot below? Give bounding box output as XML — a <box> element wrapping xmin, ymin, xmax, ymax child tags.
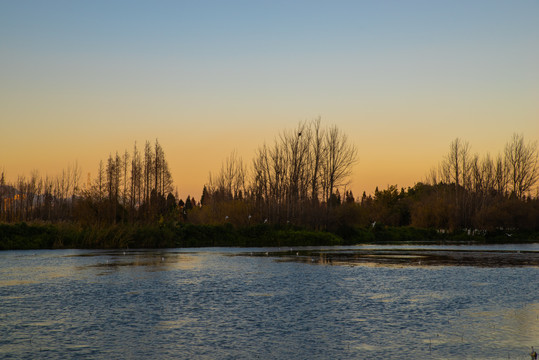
<box><xmin>1</xmin><ymin>222</ymin><xmax>538</xmax><ymax>251</ymax></box>
<box><xmin>1</xmin><ymin>121</ymin><xmax>538</xmax><ymax>250</ymax></box>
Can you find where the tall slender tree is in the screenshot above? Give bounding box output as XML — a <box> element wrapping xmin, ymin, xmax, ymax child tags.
<box><xmin>322</xmin><ymin>125</ymin><xmax>358</xmax><ymax>205</ymax></box>
<box><xmin>504</xmin><ymin>133</ymin><xmax>539</xmax><ymax>198</ymax></box>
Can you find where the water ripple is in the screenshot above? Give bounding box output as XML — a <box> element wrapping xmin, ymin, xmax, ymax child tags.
<box><xmin>0</xmin><ymin>247</ymin><xmax>537</xmax><ymax>359</ymax></box>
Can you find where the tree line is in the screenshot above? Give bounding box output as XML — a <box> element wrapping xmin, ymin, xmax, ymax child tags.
<box><xmin>1</xmin><ymin>121</ymin><xmax>538</xmax><ymax>233</ymax></box>
<box><xmin>188</xmin><ymin>128</ymin><xmax>538</xmax><ymax>232</ymax></box>
<box><xmin>0</xmin><ymin>139</ymin><xmax>174</xmax><ymax>224</ymax></box>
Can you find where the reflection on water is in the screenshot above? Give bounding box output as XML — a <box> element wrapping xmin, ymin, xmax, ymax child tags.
<box><xmin>462</xmin><ymin>303</ymin><xmax>539</xmax><ymax>346</ymax></box>
<box><xmin>0</xmin><ymin>246</ymin><xmax>538</xmax><ymax>359</ymax></box>
<box><xmin>70</xmin><ymin>251</ymin><xmax>202</xmax><ymax>271</ymax></box>
<box><xmin>256</xmin><ymin>245</ymin><xmax>539</xmax><ymax>267</ymax></box>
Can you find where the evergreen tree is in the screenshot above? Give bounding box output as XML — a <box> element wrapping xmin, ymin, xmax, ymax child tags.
<box><xmin>345</xmin><ymin>190</ymin><xmax>355</xmax><ymax>204</ymax></box>
<box><xmin>200</xmin><ymin>185</ymin><xmax>210</xmax><ymax>206</ymax></box>
<box><xmin>184</xmin><ymin>195</ymin><xmax>193</xmax><ymax>211</ymax></box>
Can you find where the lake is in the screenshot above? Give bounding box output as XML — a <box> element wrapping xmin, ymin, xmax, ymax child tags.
<box><xmin>1</xmin><ymin>244</ymin><xmax>538</xmax><ymax>359</ymax></box>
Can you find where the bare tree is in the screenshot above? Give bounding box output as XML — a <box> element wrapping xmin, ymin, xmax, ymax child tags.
<box><xmin>248</xmin><ymin>120</ymin><xmax>358</xmax><ymax>225</ymax></box>
<box><xmin>143</xmin><ymin>141</ymin><xmax>154</xmax><ymax>214</ymax></box>
<box><xmin>251</xmin><ymin>144</ymin><xmax>270</xmax><ymax>214</ymax></box>
<box><xmin>280</xmin><ymin>121</ymin><xmax>311</xmax><ymax>221</ymax></box>
<box><xmin>494</xmin><ymin>154</ymin><xmax>508</xmax><ymax>196</ymax></box>
<box><xmin>122</xmin><ymin>150</ymin><xmax>130</xmax><ymax>210</ymax></box>
<box><xmin>25</xmin><ymin>170</ymin><xmax>39</xmax><ymax>220</ymax></box>
<box><xmin>130</xmin><ymin>142</ymin><xmax>142</xmax><ymax>220</ymax></box>
<box><xmin>480</xmin><ymin>154</ymin><xmax>495</xmax><ymax>195</ymax></box>
<box><xmin>160</xmin><ymin>159</ymin><xmax>173</xmax><ymax>196</ymax></box>
<box><xmin>210</xmin><ymin>150</ymin><xmax>246</xmax><ymax>200</ymax></box>
<box><xmin>251</xmin><ymin>141</ymin><xmax>286</xmax><ymax>222</ymax></box>
<box><xmin>441</xmin><ymin>138</ymin><xmax>471</xmax><ymax>190</ymax></box>
<box><xmin>322</xmin><ymin>125</ymin><xmax>358</xmax><ymax>204</ymax></box>
<box><xmin>309</xmin><ymin>117</ymin><xmax>325</xmax><ymax>203</ymax></box>
<box><xmin>426</xmin><ymin>166</ymin><xmax>439</xmax><ymax>186</ymax></box>
<box><xmin>443</xmin><ymin>138</ymin><xmax>473</xmax><ymax>227</ymax></box>
<box><xmin>504</xmin><ymin>133</ymin><xmax>539</xmax><ymax>198</ymax></box>
<box><xmin>96</xmin><ymin>160</ymin><xmax>105</xmax><ymax>203</ymax></box>
<box><xmin>0</xmin><ymin>171</ymin><xmax>4</xmax><ymax>221</ymax></box>
<box><xmin>154</xmin><ymin>139</ymin><xmax>162</xmax><ymax>197</ymax></box>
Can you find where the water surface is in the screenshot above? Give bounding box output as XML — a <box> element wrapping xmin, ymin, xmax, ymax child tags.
<box><xmin>1</xmin><ymin>245</ymin><xmax>538</xmax><ymax>359</ymax></box>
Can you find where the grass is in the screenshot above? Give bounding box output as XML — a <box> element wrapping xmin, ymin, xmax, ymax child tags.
<box><xmin>0</xmin><ymin>222</ymin><xmax>537</xmax><ymax>250</ymax></box>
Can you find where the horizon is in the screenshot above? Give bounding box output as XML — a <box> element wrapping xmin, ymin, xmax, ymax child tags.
<box><xmin>1</xmin><ymin>128</ymin><xmax>538</xmax><ymax>201</ymax></box>
<box><xmin>1</xmin><ymin>1</ymin><xmax>538</xmax><ymax>200</ymax></box>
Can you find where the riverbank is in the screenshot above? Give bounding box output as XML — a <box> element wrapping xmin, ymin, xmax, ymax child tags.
<box><xmin>0</xmin><ymin>222</ymin><xmax>538</xmax><ymax>250</ymax></box>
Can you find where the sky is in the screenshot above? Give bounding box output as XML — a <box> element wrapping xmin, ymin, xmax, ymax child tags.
<box><xmin>1</xmin><ymin>0</ymin><xmax>538</xmax><ymax>200</ymax></box>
